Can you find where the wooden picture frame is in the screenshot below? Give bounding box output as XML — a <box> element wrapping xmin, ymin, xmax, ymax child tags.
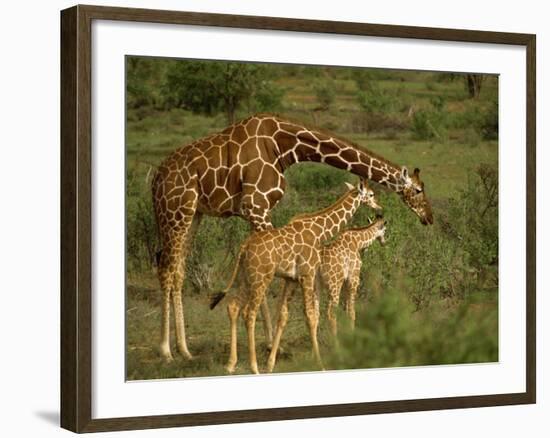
<box><xmin>60</xmin><ymin>4</ymin><xmax>536</xmax><ymax>433</ymax></box>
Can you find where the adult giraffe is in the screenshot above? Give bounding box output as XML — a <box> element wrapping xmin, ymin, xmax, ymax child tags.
<box><xmin>152</xmin><ymin>113</ymin><xmax>433</xmax><ymax>361</ymax></box>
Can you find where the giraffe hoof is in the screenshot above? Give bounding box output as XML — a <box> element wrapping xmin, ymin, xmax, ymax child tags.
<box><xmin>266</xmin><ymin>344</ymin><xmax>285</xmax><ymax>355</ymax></box>
<box><xmin>177</xmin><ymin>347</ymin><xmax>194</xmax><ymax>360</ymax></box>
<box><xmin>160</xmin><ymin>346</ymin><xmax>174</xmax><ymax>363</ymax></box>
<box><xmin>225</xmin><ymin>364</ymin><xmax>236</xmax><ymax>374</ymax></box>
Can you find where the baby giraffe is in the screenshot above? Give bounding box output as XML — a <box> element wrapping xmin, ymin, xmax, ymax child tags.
<box><xmin>210</xmin><ymin>179</ymin><xmax>381</xmax><ymax>374</ymax></box>
<box><xmin>320</xmin><ymin>216</ymin><xmax>387</xmax><ymax>337</ymax></box>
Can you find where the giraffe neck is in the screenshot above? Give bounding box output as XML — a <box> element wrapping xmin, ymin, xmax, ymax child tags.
<box><xmin>273</xmin><ymin>117</ymin><xmax>405</xmax><ymax>192</ymax></box>
<box><xmin>346</xmin><ymin>225</ymin><xmax>379</xmax><ymax>252</ymax></box>
<box><xmin>299</xmin><ymin>190</ymin><xmax>361</xmax><ymax>242</ymax></box>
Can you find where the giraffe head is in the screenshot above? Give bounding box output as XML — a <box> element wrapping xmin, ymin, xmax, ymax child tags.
<box><xmin>372</xmin><ymin>216</ymin><xmax>388</xmax><ymax>246</ymax></box>
<box><xmin>344</xmin><ymin>178</ymin><xmax>382</xmax><ymax>211</ymax></box>
<box><xmin>399</xmin><ymin>167</ymin><xmax>433</xmax><ymax>225</ymax></box>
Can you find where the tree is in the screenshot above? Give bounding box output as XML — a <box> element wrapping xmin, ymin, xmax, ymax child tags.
<box><xmin>435</xmin><ymin>72</ymin><xmax>485</xmax><ymax>99</ymax></box>
<box><xmin>465</xmin><ymin>74</ymin><xmax>485</xmax><ymax>99</ymax></box>
<box><xmin>161</xmin><ymin>61</ymin><xmax>283</xmax><ymax>123</ymax></box>
<box><xmin>126</xmin><ymin>57</ymin><xmax>168</xmax><ymax>109</ymax></box>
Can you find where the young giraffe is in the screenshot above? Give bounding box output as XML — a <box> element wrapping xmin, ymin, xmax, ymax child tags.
<box><xmin>320</xmin><ymin>216</ymin><xmax>387</xmax><ymax>337</ymax></box>
<box><xmin>153</xmin><ymin>113</ymin><xmax>433</xmax><ymax>361</ymax></box>
<box><xmin>209</xmin><ymin>179</ymin><xmax>382</xmax><ymax>374</ymax></box>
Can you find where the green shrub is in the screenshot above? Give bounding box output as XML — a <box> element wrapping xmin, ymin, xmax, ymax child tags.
<box><xmin>126</xmin><ymin>196</ymin><xmax>158</xmax><ymax>272</ymax></box>
<box><xmin>126</xmin><ymin>57</ymin><xmax>167</xmax><ymax>109</ymax></box>
<box><xmin>356</xmin><ymin>84</ymin><xmax>396</xmax><ymax>114</ymax></box>
<box><xmin>253</xmin><ymin>82</ymin><xmax>285</xmax><ymax>112</ymax></box>
<box><xmin>161</xmin><ymin>60</ymin><xmax>284</xmax><ymax>123</ymax></box>
<box><xmin>324</xmin><ymin>285</ymin><xmax>498</xmax><ymax>370</ymax></box>
<box><xmin>461</xmin><ymin>126</ymin><xmax>482</xmax><ymax>148</ymax></box>
<box><xmin>411</xmin><ymin>109</ymin><xmax>447</xmax><ymax>140</ymax></box>
<box><xmin>313</xmin><ymin>79</ymin><xmax>336</xmax><ymax>110</ymax></box>
<box><xmin>480</xmin><ymin>99</ymin><xmax>498</xmax><ymax>140</ymax></box>
<box><xmin>445</xmin><ymin>164</ymin><xmax>498</xmax><ymax>270</ymax></box>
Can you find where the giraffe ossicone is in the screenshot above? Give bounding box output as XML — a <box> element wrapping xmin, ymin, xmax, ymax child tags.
<box><xmin>152</xmin><ymin>113</ymin><xmax>432</xmax><ymax>361</ymax></box>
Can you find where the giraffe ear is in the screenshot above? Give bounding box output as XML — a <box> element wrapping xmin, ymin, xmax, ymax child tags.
<box><xmin>401</xmin><ymin>166</ymin><xmax>409</xmax><ymax>180</ymax></box>
<box><xmin>344</xmin><ymin>181</ymin><xmax>355</xmax><ymax>191</ymax></box>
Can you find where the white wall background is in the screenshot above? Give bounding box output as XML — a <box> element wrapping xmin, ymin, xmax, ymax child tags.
<box><xmin>0</xmin><ymin>0</ymin><xmax>546</xmax><ymax>436</ymax></box>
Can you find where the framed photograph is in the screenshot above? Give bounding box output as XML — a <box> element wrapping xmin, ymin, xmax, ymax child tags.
<box><xmin>60</xmin><ymin>4</ymin><xmax>536</xmax><ymax>433</ymax></box>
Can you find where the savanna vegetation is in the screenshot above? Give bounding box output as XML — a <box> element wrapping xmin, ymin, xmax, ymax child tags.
<box><xmin>126</xmin><ymin>57</ymin><xmax>498</xmax><ymax>379</ymax></box>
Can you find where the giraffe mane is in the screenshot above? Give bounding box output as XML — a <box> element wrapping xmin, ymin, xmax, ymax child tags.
<box><xmin>251</xmin><ymin>112</ymin><xmax>403</xmax><ymax>173</ymax></box>
<box><xmin>289</xmin><ymin>189</ymin><xmax>355</xmax><ymax>223</ymax></box>
<box><xmin>342</xmin><ymin>223</ymin><xmax>378</xmax><ymax>233</ymax></box>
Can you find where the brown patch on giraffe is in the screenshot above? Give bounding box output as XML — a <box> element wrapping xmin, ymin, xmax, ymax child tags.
<box><xmin>209</xmin><ymin>187</ymin><xmax>231</xmax><ymax>210</ymax></box>
<box><xmin>226</xmin><ymin>141</ymin><xmax>240</xmax><ymax>163</ymax></box>
<box><xmin>370</xmin><ymin>166</ymin><xmax>386</xmax><ymax>181</ymax></box>
<box><xmin>226</xmin><ymin>165</ymin><xmax>241</xmax><ymax>189</ymax></box>
<box><xmin>258</xmin><ymin>118</ymin><xmax>278</xmax><ymax>136</ymax></box>
<box><xmin>239</xmin><ymin>138</ymin><xmax>261</xmax><ymax>164</ymax></box>
<box><xmin>351</xmin><ymin>162</ymin><xmax>369</xmax><ymax>176</ymax></box>
<box><xmin>216</xmin><ymin>168</ymin><xmax>229</xmax><ymax>186</ymax></box>
<box><xmin>279</xmin><ymin>122</ymin><xmax>300</xmax><ymax>134</ymax></box>
<box><xmin>371</xmin><ymin>159</ymin><xmax>383</xmax><ymax>170</ymax></box>
<box><xmin>257</xmin><ymin>137</ymin><xmax>280</xmax><ymax>165</ymax></box>
<box><xmin>189</xmin><ymin>156</ymin><xmax>207</xmax><ymax>173</ymax></box>
<box><xmin>273</xmin><ymin>131</ymin><xmax>298</xmax><ymax>152</ymax></box>
<box><xmin>340</xmin><ymin>148</ymin><xmax>360</xmax><ymax>163</ymax></box>
<box><xmin>319</xmin><ymin>141</ymin><xmax>340</xmax><ymax>155</ymax></box>
<box><xmin>231</xmin><ymin>125</ymin><xmax>247</xmax><ymax>143</ymax></box>
<box><xmin>245</xmin><ymin>117</ymin><xmax>260</xmax><ymax>136</ymax></box>
<box><xmin>297</xmin><ymin>130</ymin><xmax>318</xmax><ymax>145</ymax></box>
<box><xmin>294</xmin><ymin>143</ymin><xmax>317</xmax><ymax>159</ymax></box>
<box><xmin>324</xmin><ymin>155</ymin><xmax>348</xmax><ymax>170</ymax></box>
<box><xmin>200</xmin><ymin>168</ymin><xmax>216</xmax><ymax>193</ymax></box>
<box><xmin>206</xmin><ymin>146</ymin><xmax>222</xmax><ymax>168</ymax></box>
<box><xmin>256</xmin><ymin>165</ymin><xmax>281</xmax><ymax>193</ymax></box>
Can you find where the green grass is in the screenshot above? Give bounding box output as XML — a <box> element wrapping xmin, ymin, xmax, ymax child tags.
<box><xmin>126</xmin><ymin>273</ymin><xmax>497</xmax><ymax>379</ymax></box>
<box><xmin>125</xmin><ymin>63</ymin><xmax>499</xmax><ymax>379</ymax></box>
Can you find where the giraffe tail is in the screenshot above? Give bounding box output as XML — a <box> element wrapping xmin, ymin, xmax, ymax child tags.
<box><xmin>314</xmin><ymin>266</ymin><xmax>324</xmax><ymax>295</ymax></box>
<box><xmin>209</xmin><ymin>241</ymin><xmax>247</xmax><ymax>310</ymax></box>
<box><xmin>209</xmin><ymin>291</ymin><xmax>227</xmax><ymax>310</ymax></box>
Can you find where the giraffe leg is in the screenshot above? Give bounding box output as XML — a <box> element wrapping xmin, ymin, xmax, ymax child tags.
<box><xmin>301</xmin><ymin>275</ymin><xmax>324</xmax><ymax>370</ymax></box>
<box><xmin>327</xmin><ymin>280</ymin><xmax>343</xmax><ymax>338</ymax></box>
<box><xmin>157</xmin><ymin>207</ymin><xmax>200</xmax><ymax>361</ymax></box>
<box><xmin>266</xmin><ymin>280</ymin><xmax>293</xmax><ymax>373</ymax></box>
<box><xmin>171</xmin><ymin>213</ymin><xmax>203</xmax><ymax>359</ymax></box>
<box><xmin>244</xmin><ymin>282</ymin><xmax>268</xmax><ymax>375</ymax></box>
<box><xmin>159</xmin><ymin>278</ymin><xmax>173</xmax><ymax>362</ymax></box>
<box><xmin>158</xmin><ymin>244</ymin><xmax>183</xmax><ymax>362</ymax></box>
<box><xmin>245</xmin><ymin>303</ymin><xmax>260</xmax><ymax>375</ymax></box>
<box><xmin>346</xmin><ymin>274</ymin><xmax>360</xmax><ymax>331</ymax></box>
<box><xmin>260</xmin><ymin>297</ymin><xmax>274</xmax><ymax>349</ymax></box>
<box><xmin>225</xmin><ymin>296</ymin><xmax>240</xmax><ymax>373</ymax></box>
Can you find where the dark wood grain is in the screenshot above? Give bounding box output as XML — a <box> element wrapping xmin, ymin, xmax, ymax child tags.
<box><xmin>525</xmin><ymin>34</ymin><xmax>536</xmax><ymax>404</ymax></box>
<box><xmin>60</xmin><ymin>5</ymin><xmax>78</xmax><ymax>432</ymax></box>
<box><xmin>79</xmin><ymin>4</ymin><xmax>534</xmax><ymax>45</ymax></box>
<box><xmin>60</xmin><ymin>4</ymin><xmax>537</xmax><ymax>433</ymax></box>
